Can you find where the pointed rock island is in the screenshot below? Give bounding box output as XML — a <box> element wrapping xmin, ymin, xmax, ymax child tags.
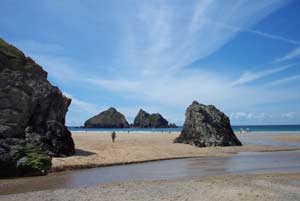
<box><xmin>84</xmin><ymin>107</ymin><xmax>129</xmax><ymax>128</ymax></box>
<box><xmin>0</xmin><ymin>38</ymin><xmax>74</xmax><ymax>177</ymax></box>
<box><xmin>133</xmin><ymin>109</ymin><xmax>170</xmax><ymax>128</ymax></box>
<box><xmin>174</xmin><ymin>101</ymin><xmax>242</xmax><ymax>147</ymax></box>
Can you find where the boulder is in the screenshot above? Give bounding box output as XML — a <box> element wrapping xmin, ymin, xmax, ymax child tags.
<box><xmin>0</xmin><ymin>38</ymin><xmax>74</xmax><ymax>177</ymax></box>
<box><xmin>133</xmin><ymin>109</ymin><xmax>169</xmax><ymax>128</ymax></box>
<box><xmin>84</xmin><ymin>107</ymin><xmax>129</xmax><ymax>128</ymax></box>
<box><xmin>174</xmin><ymin>101</ymin><xmax>242</xmax><ymax>147</ymax></box>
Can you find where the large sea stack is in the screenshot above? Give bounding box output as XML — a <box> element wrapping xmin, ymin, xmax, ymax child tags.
<box><xmin>174</xmin><ymin>101</ymin><xmax>242</xmax><ymax>147</ymax></box>
<box><xmin>0</xmin><ymin>38</ymin><xmax>75</xmax><ymax>177</ymax></box>
<box><xmin>133</xmin><ymin>109</ymin><xmax>169</xmax><ymax>128</ymax></box>
<box><xmin>84</xmin><ymin>107</ymin><xmax>129</xmax><ymax>128</ymax></box>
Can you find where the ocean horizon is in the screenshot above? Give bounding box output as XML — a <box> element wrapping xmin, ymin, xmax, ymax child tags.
<box><xmin>68</xmin><ymin>124</ymin><xmax>300</xmax><ymax>132</ymax></box>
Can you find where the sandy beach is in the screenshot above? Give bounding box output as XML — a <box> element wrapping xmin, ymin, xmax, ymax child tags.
<box><xmin>1</xmin><ymin>131</ymin><xmax>299</xmax><ymax>201</ymax></box>
<box><xmin>51</xmin><ymin>131</ymin><xmax>300</xmax><ymax>172</ymax></box>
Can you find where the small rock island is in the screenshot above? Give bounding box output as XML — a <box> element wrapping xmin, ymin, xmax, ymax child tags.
<box><xmin>133</xmin><ymin>109</ymin><xmax>170</xmax><ymax>128</ymax></box>
<box><xmin>0</xmin><ymin>38</ymin><xmax>75</xmax><ymax>177</ymax></box>
<box><xmin>174</xmin><ymin>101</ymin><xmax>242</xmax><ymax>147</ymax></box>
<box><xmin>84</xmin><ymin>107</ymin><xmax>129</xmax><ymax>128</ymax></box>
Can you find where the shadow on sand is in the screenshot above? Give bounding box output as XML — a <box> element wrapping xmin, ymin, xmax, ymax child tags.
<box><xmin>75</xmin><ymin>149</ymin><xmax>96</xmax><ymax>156</ymax></box>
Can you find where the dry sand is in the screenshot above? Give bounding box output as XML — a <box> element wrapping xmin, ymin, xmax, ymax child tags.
<box><xmin>1</xmin><ymin>173</ymin><xmax>299</xmax><ymax>201</ymax></box>
<box><xmin>51</xmin><ymin>132</ymin><xmax>299</xmax><ymax>172</ymax></box>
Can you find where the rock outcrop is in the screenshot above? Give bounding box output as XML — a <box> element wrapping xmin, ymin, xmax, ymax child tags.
<box><xmin>0</xmin><ymin>38</ymin><xmax>74</xmax><ymax>177</ymax></box>
<box><xmin>168</xmin><ymin>123</ymin><xmax>178</xmax><ymax>128</ymax></box>
<box><xmin>133</xmin><ymin>109</ymin><xmax>169</xmax><ymax>128</ymax></box>
<box><xmin>84</xmin><ymin>107</ymin><xmax>129</xmax><ymax>128</ymax></box>
<box><xmin>174</xmin><ymin>101</ymin><xmax>242</xmax><ymax>147</ymax></box>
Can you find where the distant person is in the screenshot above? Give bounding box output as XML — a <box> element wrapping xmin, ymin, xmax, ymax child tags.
<box><xmin>111</xmin><ymin>131</ymin><xmax>116</xmax><ymax>143</ymax></box>
<box><xmin>246</xmin><ymin>128</ymin><xmax>250</xmax><ymax>133</ymax></box>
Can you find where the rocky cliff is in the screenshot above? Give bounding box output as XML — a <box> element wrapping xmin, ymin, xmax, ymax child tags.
<box><xmin>133</xmin><ymin>109</ymin><xmax>169</xmax><ymax>128</ymax></box>
<box><xmin>174</xmin><ymin>101</ymin><xmax>242</xmax><ymax>147</ymax></box>
<box><xmin>84</xmin><ymin>107</ymin><xmax>129</xmax><ymax>128</ymax></box>
<box><xmin>0</xmin><ymin>38</ymin><xmax>74</xmax><ymax>177</ymax></box>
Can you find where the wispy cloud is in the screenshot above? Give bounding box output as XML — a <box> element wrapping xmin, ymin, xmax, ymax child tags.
<box><xmin>231</xmin><ymin>111</ymin><xmax>300</xmax><ymax>122</ymax></box>
<box><xmin>231</xmin><ymin>63</ymin><xmax>297</xmax><ymax>86</ymax></box>
<box><xmin>115</xmin><ymin>0</ymin><xmax>288</xmax><ymax>74</ymax></box>
<box><xmin>86</xmin><ymin>78</ymin><xmax>141</xmax><ymax>93</ymax></box>
<box><xmin>265</xmin><ymin>74</ymin><xmax>300</xmax><ymax>87</ymax></box>
<box><xmin>9</xmin><ymin>0</ymin><xmax>299</xmax><ymax>125</ymax></box>
<box><xmin>194</xmin><ymin>16</ymin><xmax>300</xmax><ymax>46</ymax></box>
<box><xmin>63</xmin><ymin>92</ymin><xmax>99</xmax><ymax>114</ymax></box>
<box><xmin>13</xmin><ymin>40</ymin><xmax>64</xmax><ymax>55</ymax></box>
<box><xmin>281</xmin><ymin>112</ymin><xmax>299</xmax><ymax>118</ymax></box>
<box><xmin>245</xmin><ymin>29</ymin><xmax>300</xmax><ymax>45</ymax></box>
<box><xmin>274</xmin><ymin>47</ymin><xmax>300</xmax><ymax>63</ymax></box>
<box><xmin>231</xmin><ymin>112</ymin><xmax>268</xmax><ymax>120</ymax></box>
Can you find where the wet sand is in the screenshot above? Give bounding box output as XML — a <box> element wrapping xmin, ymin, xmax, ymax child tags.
<box><xmin>1</xmin><ymin>150</ymin><xmax>299</xmax><ymax>195</ymax></box>
<box><xmin>51</xmin><ymin>131</ymin><xmax>300</xmax><ymax>172</ymax></box>
<box><xmin>1</xmin><ymin>173</ymin><xmax>299</xmax><ymax>201</ymax></box>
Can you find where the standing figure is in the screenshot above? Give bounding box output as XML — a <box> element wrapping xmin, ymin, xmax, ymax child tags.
<box><xmin>111</xmin><ymin>131</ymin><xmax>116</xmax><ymax>143</ymax></box>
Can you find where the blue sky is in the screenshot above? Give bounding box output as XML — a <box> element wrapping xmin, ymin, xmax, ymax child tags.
<box><xmin>1</xmin><ymin>0</ymin><xmax>300</xmax><ymax>126</ymax></box>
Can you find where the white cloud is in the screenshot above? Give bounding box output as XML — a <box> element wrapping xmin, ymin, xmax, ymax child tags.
<box><xmin>63</xmin><ymin>92</ymin><xmax>99</xmax><ymax>114</ymax></box>
<box><xmin>281</xmin><ymin>112</ymin><xmax>299</xmax><ymax>118</ymax></box>
<box><xmin>10</xmin><ymin>1</ymin><xmax>300</xmax><ymax>125</ymax></box>
<box><xmin>274</xmin><ymin>47</ymin><xmax>300</xmax><ymax>63</ymax></box>
<box><xmin>115</xmin><ymin>0</ymin><xmax>288</xmax><ymax>75</ymax></box>
<box><xmin>231</xmin><ymin>63</ymin><xmax>297</xmax><ymax>86</ymax></box>
<box><xmin>230</xmin><ymin>112</ymin><xmax>268</xmax><ymax>120</ymax></box>
<box><xmin>86</xmin><ymin>78</ymin><xmax>141</xmax><ymax>93</ymax></box>
<box><xmin>245</xmin><ymin>29</ymin><xmax>300</xmax><ymax>46</ymax></box>
<box><xmin>265</xmin><ymin>74</ymin><xmax>300</xmax><ymax>87</ymax></box>
<box><xmin>231</xmin><ymin>112</ymin><xmax>249</xmax><ymax>119</ymax></box>
<box><xmin>229</xmin><ymin>112</ymin><xmax>300</xmax><ymax>122</ymax></box>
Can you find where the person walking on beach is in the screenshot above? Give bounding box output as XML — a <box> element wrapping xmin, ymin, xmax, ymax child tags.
<box><xmin>111</xmin><ymin>131</ymin><xmax>116</xmax><ymax>143</ymax></box>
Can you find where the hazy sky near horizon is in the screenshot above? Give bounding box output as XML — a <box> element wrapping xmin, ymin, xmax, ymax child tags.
<box><xmin>1</xmin><ymin>0</ymin><xmax>300</xmax><ymax>125</ymax></box>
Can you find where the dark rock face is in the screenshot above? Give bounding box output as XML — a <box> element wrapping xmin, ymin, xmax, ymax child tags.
<box><xmin>133</xmin><ymin>109</ymin><xmax>169</xmax><ymax>128</ymax></box>
<box><xmin>174</xmin><ymin>101</ymin><xmax>242</xmax><ymax>147</ymax></box>
<box><xmin>84</xmin><ymin>107</ymin><xmax>129</xmax><ymax>128</ymax></box>
<box><xmin>168</xmin><ymin>123</ymin><xmax>178</xmax><ymax>128</ymax></box>
<box><xmin>0</xmin><ymin>38</ymin><xmax>74</xmax><ymax>177</ymax></box>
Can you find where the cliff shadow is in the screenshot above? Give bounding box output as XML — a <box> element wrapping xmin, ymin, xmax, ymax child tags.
<box><xmin>75</xmin><ymin>149</ymin><xmax>96</xmax><ymax>156</ymax></box>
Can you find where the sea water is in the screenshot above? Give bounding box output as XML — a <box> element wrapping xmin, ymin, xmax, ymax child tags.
<box><xmin>68</xmin><ymin>125</ymin><xmax>300</xmax><ymax>132</ymax></box>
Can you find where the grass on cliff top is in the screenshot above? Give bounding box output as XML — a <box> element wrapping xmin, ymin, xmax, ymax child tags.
<box><xmin>0</xmin><ymin>38</ymin><xmax>24</xmax><ymax>58</ymax></box>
